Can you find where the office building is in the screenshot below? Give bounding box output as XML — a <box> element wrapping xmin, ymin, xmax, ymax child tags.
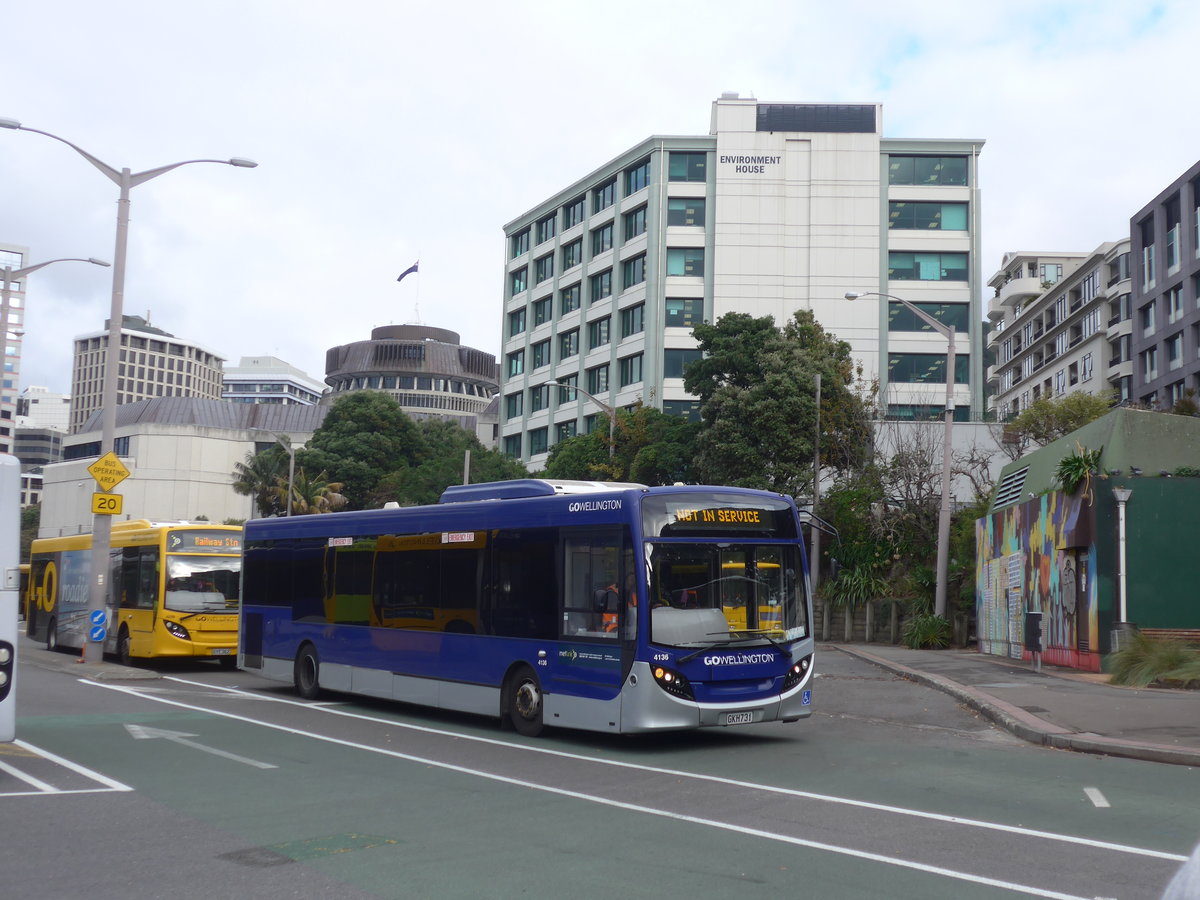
<box><xmin>222</xmin><ymin>355</ymin><xmax>325</xmax><ymax>406</ymax></box>
<box><xmin>69</xmin><ymin>314</ymin><xmax>224</xmax><ymax>433</ymax></box>
<box><xmin>1129</xmin><ymin>158</ymin><xmax>1200</xmax><ymax>408</ymax></box>
<box><xmin>324</xmin><ymin>324</ymin><xmax>500</xmax><ymax>444</ymax></box>
<box><xmin>0</xmin><ymin>241</ymin><xmax>29</xmax><ymax>455</ymax></box>
<box><xmin>985</xmin><ymin>241</ymin><xmax>1131</xmax><ymax>417</ymax></box>
<box><xmin>499</xmin><ymin>94</ymin><xmax>985</xmax><ymax>465</ymax></box>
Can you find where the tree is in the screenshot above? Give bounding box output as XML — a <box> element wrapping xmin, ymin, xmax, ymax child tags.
<box><xmin>299</xmin><ymin>392</ymin><xmax>429</xmax><ymax>508</ymax></box>
<box><xmin>232</xmin><ymin>446</ymin><xmax>288</xmax><ymax>517</ymax></box>
<box><xmin>1006</xmin><ymin>390</ymin><xmax>1115</xmax><ymax>449</ymax></box>
<box><xmin>275</xmin><ymin>468</ymin><xmax>348</xmax><ymax>515</ymax></box>
<box><xmin>374</xmin><ymin>418</ymin><xmax>527</xmax><ymax>506</ymax></box>
<box><xmin>543</xmin><ymin>405</ymin><xmax>699</xmax><ymax>484</ymax></box>
<box><xmin>20</xmin><ymin>504</ymin><xmax>40</xmax><ymax>561</ymax></box>
<box><xmin>686</xmin><ymin>310</ymin><xmax>872</xmax><ymax>494</ymax></box>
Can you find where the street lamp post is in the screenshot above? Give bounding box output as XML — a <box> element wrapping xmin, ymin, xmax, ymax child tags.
<box><xmin>2</xmin><ymin>118</ymin><xmax>257</xmax><ymax>663</ymax></box>
<box><xmin>1</xmin><ymin>257</ymin><xmax>111</xmax><ymax>451</ymax></box>
<box><xmin>276</xmin><ymin>434</ymin><xmax>296</xmax><ymax>517</ymax></box>
<box><xmin>554</xmin><ymin>379</ymin><xmax>616</xmax><ymax>459</ymax></box>
<box><xmin>846</xmin><ymin>290</ymin><xmax>956</xmax><ymax>620</ymax></box>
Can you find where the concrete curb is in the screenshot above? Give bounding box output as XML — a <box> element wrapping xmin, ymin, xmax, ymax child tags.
<box><xmin>19</xmin><ymin>644</ymin><xmax>162</xmax><ymax>682</ymax></box>
<box><xmin>835</xmin><ymin>645</ymin><xmax>1200</xmax><ymax>768</ymax></box>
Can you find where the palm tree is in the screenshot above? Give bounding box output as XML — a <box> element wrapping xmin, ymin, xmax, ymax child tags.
<box><xmin>232</xmin><ymin>448</ymin><xmax>287</xmax><ymax>517</ymax></box>
<box><xmin>275</xmin><ymin>468</ymin><xmax>348</xmax><ymax>515</ymax></box>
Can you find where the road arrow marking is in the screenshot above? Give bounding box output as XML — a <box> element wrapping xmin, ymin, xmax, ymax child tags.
<box><xmin>124</xmin><ymin>724</ymin><xmax>277</xmax><ymax>769</ymax></box>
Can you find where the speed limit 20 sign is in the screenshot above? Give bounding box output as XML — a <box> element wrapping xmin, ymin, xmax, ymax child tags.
<box><xmin>91</xmin><ymin>492</ymin><xmax>124</xmax><ymax>515</ymax></box>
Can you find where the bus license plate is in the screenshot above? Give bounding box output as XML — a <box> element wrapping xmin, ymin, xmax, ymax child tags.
<box><xmin>724</xmin><ymin>711</ymin><xmax>753</xmax><ymax>726</ymax></box>
<box><xmin>211</xmin><ymin>648</ymin><xmax>233</xmax><ymax>656</ymax></box>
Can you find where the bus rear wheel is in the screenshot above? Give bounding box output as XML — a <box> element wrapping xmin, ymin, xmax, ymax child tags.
<box><xmin>506</xmin><ymin>666</ymin><xmax>544</xmax><ymax>737</ymax></box>
<box><xmin>294</xmin><ymin>645</ymin><xmax>321</xmax><ymax>700</ymax></box>
<box><xmin>117</xmin><ymin>627</ymin><xmax>132</xmax><ymax>667</ymax></box>
<box><xmin>46</xmin><ymin>618</ymin><xmax>58</xmax><ymax>652</ymax></box>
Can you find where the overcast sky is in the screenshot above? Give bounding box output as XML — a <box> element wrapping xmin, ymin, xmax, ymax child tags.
<box><xmin>3</xmin><ymin>0</ymin><xmax>1197</xmax><ymax>397</ymax></box>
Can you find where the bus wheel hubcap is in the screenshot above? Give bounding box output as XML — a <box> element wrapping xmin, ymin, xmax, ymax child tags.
<box><xmin>515</xmin><ymin>682</ymin><xmax>539</xmax><ymax>719</ymax></box>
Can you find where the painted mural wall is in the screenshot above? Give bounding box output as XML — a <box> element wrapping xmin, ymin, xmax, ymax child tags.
<box><xmin>976</xmin><ymin>491</ymin><xmax>1101</xmax><ymax>672</ymax></box>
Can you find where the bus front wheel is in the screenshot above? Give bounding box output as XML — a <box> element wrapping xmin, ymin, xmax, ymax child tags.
<box><xmin>294</xmin><ymin>645</ymin><xmax>321</xmax><ymax>700</ymax></box>
<box><xmin>117</xmin><ymin>627</ymin><xmax>132</xmax><ymax>667</ymax></box>
<box><xmin>505</xmin><ymin>666</ymin><xmax>544</xmax><ymax>737</ymax></box>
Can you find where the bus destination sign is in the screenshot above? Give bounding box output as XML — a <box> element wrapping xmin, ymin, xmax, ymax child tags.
<box><xmin>168</xmin><ymin>530</ymin><xmax>242</xmax><ymax>553</ymax></box>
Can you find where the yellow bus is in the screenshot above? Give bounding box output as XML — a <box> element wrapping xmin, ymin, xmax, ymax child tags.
<box><xmin>25</xmin><ymin>521</ymin><xmax>242</xmax><ymax>667</ymax></box>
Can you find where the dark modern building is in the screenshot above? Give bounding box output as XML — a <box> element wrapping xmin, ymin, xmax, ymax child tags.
<box><xmin>1129</xmin><ymin>158</ymin><xmax>1200</xmax><ymax>408</ymax></box>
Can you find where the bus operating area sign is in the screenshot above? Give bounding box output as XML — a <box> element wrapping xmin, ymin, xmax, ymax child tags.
<box><xmin>87</xmin><ymin>452</ymin><xmax>131</xmax><ymax>492</ymax></box>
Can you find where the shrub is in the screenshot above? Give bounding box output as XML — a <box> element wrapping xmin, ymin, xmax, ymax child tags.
<box><xmin>1109</xmin><ymin>631</ymin><xmax>1200</xmax><ymax>688</ymax></box>
<box><xmin>901</xmin><ymin>613</ymin><xmax>951</xmax><ymax>649</ymax></box>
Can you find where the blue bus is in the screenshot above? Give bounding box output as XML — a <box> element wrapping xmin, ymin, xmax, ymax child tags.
<box><xmin>239</xmin><ymin>479</ymin><xmax>815</xmax><ymax>736</ymax></box>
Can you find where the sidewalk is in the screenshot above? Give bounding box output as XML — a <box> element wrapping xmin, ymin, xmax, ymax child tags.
<box><xmin>831</xmin><ymin>643</ymin><xmax>1200</xmax><ymax>767</ymax></box>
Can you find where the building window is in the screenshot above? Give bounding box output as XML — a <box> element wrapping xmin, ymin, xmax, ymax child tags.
<box><xmin>623</xmin><ymin>206</ymin><xmax>647</xmax><ymax>241</ymax></box>
<box><xmin>1140</xmin><ymin>216</ymin><xmax>1156</xmax><ymax>290</ymax></box>
<box><xmin>668</xmin><ymin>151</ymin><xmax>707</xmax><ymax>182</ymax></box>
<box><xmin>556</xmin><ymin>374</ymin><xmax>578</xmax><ymax>403</ymax></box>
<box><xmin>887</xmin><ymin>302</ymin><xmax>970</xmax><ymax>333</ymax></box>
<box><xmin>587</xmin><ymin>364</ymin><xmax>609</xmax><ymax>394</ymax></box>
<box><xmin>1141</xmin><ymin>301</ymin><xmax>1156</xmax><ymax>337</ymax></box>
<box><xmin>1166</xmin><ymin>195</ymin><xmax>1181</xmax><ymax>275</ymax></box>
<box><xmin>1168</xmin><ymin>332</ymin><xmax>1184</xmax><ymax>370</ymax></box>
<box><xmin>887</xmin><ymin>353</ymin><xmax>969</xmax><ymax>384</ymax></box>
<box><xmin>508</xmin><ymin>308</ymin><xmax>526</xmax><ymax>337</ymax></box>
<box><xmin>529</xmin><ymin>427</ymin><xmax>548</xmax><ymax>455</ymax></box>
<box><xmin>663</xmin><ymin>399</ymin><xmax>701</xmax><ymax>422</ymax></box>
<box><xmin>667</xmin><ymin>248</ymin><xmax>705</xmax><ymax>277</ymax></box>
<box><xmin>532</xmin><ymin>296</ymin><xmax>552</xmax><ymax>326</ymax></box>
<box><xmin>887</xmin><ymin>201</ymin><xmax>968</xmax><ymax>231</ymax></box>
<box><xmin>536</xmin><ymin>213</ymin><xmax>557</xmax><ymax>245</ymax></box>
<box><xmin>535</xmin><ymin>254</ymin><xmax>554</xmax><ymax>284</ymax></box>
<box><xmin>532</xmin><ymin>340</ymin><xmax>551</xmax><ymax>370</ymax></box>
<box><xmin>559</xmin><ymin>329</ymin><xmax>579</xmax><ymax>360</ymax></box>
<box><xmin>507</xmin><ymin>350</ymin><xmax>525</xmax><ymax>377</ymax></box>
<box><xmin>590</xmin><ymin>269</ymin><xmax>612</xmax><ymax>303</ymax></box>
<box><xmin>530</xmin><ymin>383</ymin><xmax>550</xmax><ymax>412</ymax></box>
<box><xmin>505</xmin><ymin>392</ymin><xmax>523</xmax><ymax>419</ymax></box>
<box><xmin>621</xmin><ymin>303</ymin><xmax>644</xmax><ymax>338</ymax></box>
<box><xmin>888</xmin><ymin>252</ymin><xmax>968</xmax><ymax>282</ymax></box>
<box><xmin>503</xmin><ymin>434</ymin><xmax>522</xmax><ymax>458</ymax></box>
<box><xmin>561</xmin><ymin>239</ymin><xmax>583</xmax><ymax>270</ymax></box>
<box><xmin>619</xmin><ymin>353</ymin><xmax>643</xmax><ymax>387</ymax></box>
<box><xmin>1040</xmin><ymin>264</ymin><xmax>1063</xmax><ymax>285</ymax></box>
<box><xmin>591</xmin><ymin>222</ymin><xmax>613</xmax><ymax>256</ymax></box>
<box><xmin>560</xmin><ymin>284</ymin><xmax>581</xmax><ymax>315</ymax></box>
<box><xmin>665</xmin><ymin>297</ymin><xmax>704</xmax><ymax>328</ymax></box>
<box><xmin>593</xmin><ymin>179</ymin><xmax>615</xmax><ymax>212</ymax></box>
<box><xmin>510</xmin><ymin>267</ymin><xmax>528</xmax><ymax>294</ymax></box>
<box><xmin>1142</xmin><ymin>347</ymin><xmax>1158</xmax><ymax>381</ymax></box>
<box><xmin>510</xmin><ymin>229</ymin><xmax>530</xmax><ymax>258</ymax></box>
<box><xmin>622</xmin><ymin>254</ymin><xmax>646</xmax><ymax>289</ymax></box>
<box><xmin>1167</xmin><ymin>287</ymin><xmax>1183</xmax><ymax>324</ymax></box>
<box><xmin>887</xmin><ymin>155</ymin><xmax>967</xmax><ymax>186</ymax></box>
<box><xmin>555</xmin><ymin>419</ymin><xmax>578</xmax><ymax>443</ymax></box>
<box><xmin>563</xmin><ymin>196</ymin><xmax>585</xmax><ymax>229</ymax></box>
<box><xmin>588</xmin><ymin>316</ymin><xmax>611</xmax><ymax>349</ymax></box>
<box><xmin>624</xmin><ymin>158</ymin><xmax>650</xmax><ymax>195</ymax></box>
<box><xmin>667</xmin><ymin>197</ymin><xmax>705</xmax><ymax>227</ymax></box>
<box><xmin>664</xmin><ymin>348</ymin><xmax>701</xmax><ymax>378</ymax></box>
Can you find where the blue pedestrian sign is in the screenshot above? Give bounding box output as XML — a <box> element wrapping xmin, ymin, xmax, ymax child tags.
<box><xmin>90</xmin><ymin>626</ymin><xmax>107</xmax><ymax>642</ymax></box>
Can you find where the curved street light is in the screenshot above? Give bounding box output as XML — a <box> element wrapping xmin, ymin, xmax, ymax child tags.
<box><xmin>846</xmin><ymin>290</ymin><xmax>956</xmax><ymax>619</ymax></box>
<box><xmin>1</xmin><ymin>257</ymin><xmax>111</xmax><ymax>453</ymax></box>
<box><xmin>554</xmin><ymin>379</ymin><xmax>616</xmax><ymax>459</ymax></box>
<box><xmin>2</xmin><ymin>118</ymin><xmax>257</xmax><ymax>663</ymax></box>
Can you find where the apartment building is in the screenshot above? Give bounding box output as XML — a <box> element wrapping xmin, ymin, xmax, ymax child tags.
<box><xmin>222</xmin><ymin>355</ymin><xmax>325</xmax><ymax>406</ymax></box>
<box><xmin>0</xmin><ymin>241</ymin><xmax>29</xmax><ymax>454</ymax></box>
<box><xmin>499</xmin><ymin>94</ymin><xmax>985</xmax><ymax>466</ymax></box>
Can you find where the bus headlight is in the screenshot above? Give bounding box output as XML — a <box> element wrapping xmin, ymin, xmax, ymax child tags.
<box><xmin>782</xmin><ymin>654</ymin><xmax>812</xmax><ymax>691</ymax></box>
<box><xmin>164</xmin><ymin>621</ymin><xmax>191</xmax><ymax>641</ymax></box>
<box><xmin>652</xmin><ymin>665</ymin><xmax>694</xmax><ymax>701</ymax></box>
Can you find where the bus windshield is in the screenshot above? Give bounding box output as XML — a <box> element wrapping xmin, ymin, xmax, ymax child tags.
<box><xmin>164</xmin><ymin>556</ymin><xmax>241</xmax><ymax>613</ymax></box>
<box><xmin>646</xmin><ymin>542</ymin><xmax>807</xmax><ymax>648</ymax></box>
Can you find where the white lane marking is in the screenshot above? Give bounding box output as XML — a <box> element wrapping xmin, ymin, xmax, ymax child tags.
<box><xmin>0</xmin><ymin>756</ymin><xmax>58</xmax><ymax>792</ymax></box>
<box><xmin>1084</xmin><ymin>787</ymin><xmax>1111</xmax><ymax>808</ymax></box>
<box><xmin>89</xmin><ymin>678</ymin><xmax>1096</xmax><ymax>900</ymax></box>
<box><xmin>124</xmin><ymin>724</ymin><xmax>277</xmax><ymax>769</ymax></box>
<box><xmin>166</xmin><ymin>674</ymin><xmax>1186</xmax><ymax>863</ymax></box>
<box><xmin>10</xmin><ymin>739</ymin><xmax>134</xmax><ymax>792</ymax></box>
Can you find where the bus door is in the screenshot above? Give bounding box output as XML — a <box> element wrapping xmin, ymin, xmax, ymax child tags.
<box><xmin>118</xmin><ymin>546</ymin><xmax>159</xmax><ymax>653</ymax></box>
<box><xmin>554</xmin><ymin>529</ymin><xmax>629</xmax><ymax>703</ymax></box>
